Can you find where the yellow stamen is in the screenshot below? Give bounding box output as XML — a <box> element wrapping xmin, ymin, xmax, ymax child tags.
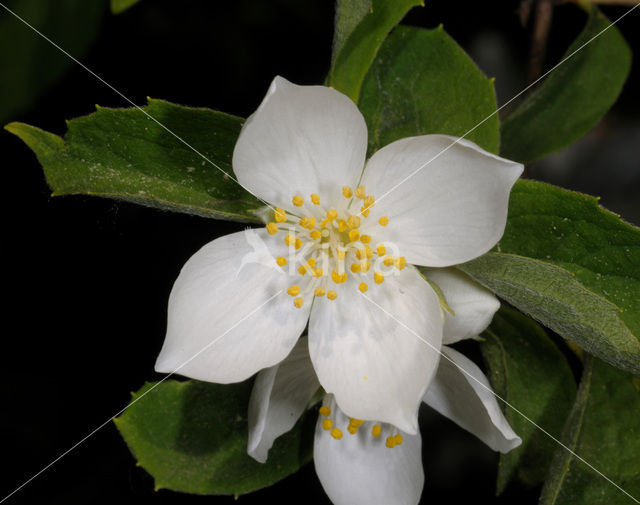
<box><xmin>327</xmin><ymin>290</ymin><xmax>338</xmax><ymax>300</ymax></box>
<box><xmin>266</xmin><ymin>222</ymin><xmax>278</xmax><ymax>235</ymax></box>
<box><xmin>284</xmin><ymin>234</ymin><xmax>296</xmax><ymax>246</ymax></box>
<box><xmin>361</xmin><ymin>260</ymin><xmax>371</xmax><ymax>273</ymax></box>
<box><xmin>359</xmin><ymin>282</ymin><xmax>368</xmax><ymax>293</ymax></box>
<box><xmin>292</xmin><ymin>195</ymin><xmax>304</xmax><ymax>207</ymax></box>
<box><xmin>287</xmin><ymin>285</ymin><xmax>301</xmax><ymax>296</ymax></box>
<box><xmin>347</xmin><ymin>215</ymin><xmax>361</xmax><ymax>229</ymax></box>
<box><xmin>322</xmin><ymin>419</ymin><xmax>333</xmax><ymax>430</ymax></box>
<box><xmin>313</xmin><ymin>267</ymin><xmax>323</xmax><ymax>277</ymax></box>
<box><xmin>276</xmin><ymin>256</ymin><xmax>287</xmax><ymax>266</ymax></box>
<box><xmin>364</xmin><ymin>195</ymin><xmax>375</xmax><ymax>208</ymax></box>
<box><xmin>349</xmin><ymin>418</ymin><xmax>365</xmax><ymax>427</ymax></box>
<box><xmin>299</xmin><ymin>216</ymin><xmax>316</xmax><ymax>229</ymax></box>
<box><xmin>347</xmin><ymin>425</ymin><xmax>358</xmax><ymax>435</ymax></box>
<box><xmin>376</xmin><ymin>244</ymin><xmax>386</xmax><ymax>256</ymax></box>
<box><xmin>355</xmin><ymin>249</ymin><xmax>364</xmax><ymax>260</ymax></box>
<box><xmin>310</xmin><ymin>230</ymin><xmax>321</xmax><ymax>240</ymax></box>
<box><xmin>348</xmin><ymin>229</ymin><xmax>360</xmax><ymax>242</ymax></box>
<box><xmin>360</xmin><ymin>234</ymin><xmax>371</xmax><ymax>244</ymax></box>
<box><xmin>307</xmin><ymin>258</ymin><xmax>316</xmax><ymax>267</ymax></box>
<box><xmin>383</xmin><ymin>256</ymin><xmax>395</xmax><ymax>267</ymax></box>
<box><xmin>350</xmin><ymin>263</ymin><xmax>361</xmax><ymax>273</ymax></box>
<box><xmin>372</xmin><ymin>424</ymin><xmax>382</xmax><ymax>437</ymax></box>
<box><xmin>274</xmin><ymin>208</ymin><xmax>287</xmax><ymax>223</ymax></box>
<box><xmin>355</xmin><ymin>186</ymin><xmax>366</xmax><ymax>199</ymax></box>
<box><xmin>319</xmin><ymin>406</ymin><xmax>331</xmax><ymax>416</ymax></box>
<box><xmin>336</xmin><ymin>249</ymin><xmax>346</xmax><ymax>260</ymax></box>
<box><xmin>314</xmin><ymin>287</ymin><xmax>326</xmax><ymax>297</ymax></box>
<box><xmin>394</xmin><ymin>433</ymin><xmax>403</xmax><ymax>445</ymax></box>
<box><xmin>331</xmin><ymin>428</ymin><xmax>343</xmax><ymax>440</ymax></box>
<box><xmin>365</xmin><ymin>245</ymin><xmax>373</xmax><ymax>258</ymax></box>
<box><xmin>379</xmin><ymin>216</ymin><xmax>389</xmax><ymax>226</ymax></box>
<box><xmin>298</xmin><ymin>265</ymin><xmax>308</xmax><ymax>276</ymax></box>
<box><xmin>310</xmin><ymin>193</ymin><xmax>321</xmax><ymax>205</ymax></box>
<box><xmin>326</xmin><ymin>209</ymin><xmax>338</xmax><ymax>221</ymax></box>
<box><xmin>342</xmin><ymin>186</ymin><xmax>353</xmax><ymax>198</ymax></box>
<box><xmin>337</xmin><ymin>219</ymin><xmax>348</xmax><ymax>232</ymax></box>
<box><xmin>320</xmin><ymin>218</ymin><xmax>329</xmax><ymax>228</ymax></box>
<box><xmin>360</xmin><ymin>206</ymin><xmax>370</xmax><ymax>217</ymax></box>
<box><xmin>395</xmin><ymin>256</ymin><xmax>407</xmax><ymax>270</ymax></box>
<box><xmin>385</xmin><ymin>436</ymin><xmax>396</xmax><ymax>448</ymax></box>
<box><xmin>293</xmin><ymin>297</ymin><xmax>304</xmax><ymax>308</ymax></box>
<box><xmin>374</xmin><ymin>272</ymin><xmax>385</xmax><ymax>284</ymax></box>
<box><xmin>294</xmin><ymin>238</ymin><xmax>303</xmax><ymax>249</ymax></box>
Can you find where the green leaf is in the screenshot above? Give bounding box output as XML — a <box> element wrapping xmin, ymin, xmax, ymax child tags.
<box><xmin>459</xmin><ymin>180</ymin><xmax>640</xmax><ymax>375</ymax></box>
<box><xmin>500</xmin><ymin>7</ymin><xmax>631</xmax><ymax>163</ymax></box>
<box><xmin>539</xmin><ymin>357</ymin><xmax>640</xmax><ymax>505</ymax></box>
<box><xmin>327</xmin><ymin>0</ymin><xmax>423</xmax><ymax>102</ymax></box>
<box><xmin>0</xmin><ymin>0</ymin><xmax>105</xmax><ymax>124</ymax></box>
<box><xmin>110</xmin><ymin>0</ymin><xmax>141</xmax><ymax>14</ymax></box>
<box><xmin>114</xmin><ymin>379</ymin><xmax>314</xmax><ymax>495</ymax></box>
<box><xmin>481</xmin><ymin>307</ymin><xmax>576</xmax><ymax>493</ymax></box>
<box><xmin>6</xmin><ymin>99</ymin><xmax>263</xmax><ymax>222</ymax></box>
<box><xmin>359</xmin><ymin>25</ymin><xmax>500</xmax><ymax>154</ymax></box>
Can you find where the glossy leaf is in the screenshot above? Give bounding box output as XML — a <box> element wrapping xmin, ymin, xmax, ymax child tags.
<box><xmin>500</xmin><ymin>8</ymin><xmax>631</xmax><ymax>163</ymax></box>
<box><xmin>460</xmin><ymin>179</ymin><xmax>640</xmax><ymax>374</ymax></box>
<box><xmin>359</xmin><ymin>25</ymin><xmax>500</xmax><ymax>154</ymax></box>
<box><xmin>327</xmin><ymin>0</ymin><xmax>423</xmax><ymax>102</ymax></box>
<box><xmin>539</xmin><ymin>357</ymin><xmax>640</xmax><ymax>505</ymax></box>
<box><xmin>331</xmin><ymin>0</ymin><xmax>371</xmax><ymax>66</ymax></box>
<box><xmin>0</xmin><ymin>0</ymin><xmax>105</xmax><ymax>124</ymax></box>
<box><xmin>482</xmin><ymin>307</ymin><xmax>576</xmax><ymax>493</ymax></box>
<box><xmin>6</xmin><ymin>99</ymin><xmax>263</xmax><ymax>222</ymax></box>
<box><xmin>114</xmin><ymin>380</ymin><xmax>314</xmax><ymax>495</ymax></box>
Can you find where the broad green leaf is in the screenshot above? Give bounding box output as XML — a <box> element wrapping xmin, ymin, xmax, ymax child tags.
<box><xmin>6</xmin><ymin>99</ymin><xmax>263</xmax><ymax>222</ymax></box>
<box><xmin>539</xmin><ymin>357</ymin><xmax>640</xmax><ymax>505</ymax></box>
<box><xmin>460</xmin><ymin>179</ymin><xmax>640</xmax><ymax>375</ymax></box>
<box><xmin>331</xmin><ymin>0</ymin><xmax>372</xmax><ymax>66</ymax></box>
<box><xmin>110</xmin><ymin>0</ymin><xmax>141</xmax><ymax>14</ymax></box>
<box><xmin>482</xmin><ymin>307</ymin><xmax>576</xmax><ymax>493</ymax></box>
<box><xmin>114</xmin><ymin>380</ymin><xmax>314</xmax><ymax>495</ymax></box>
<box><xmin>327</xmin><ymin>0</ymin><xmax>423</xmax><ymax>102</ymax></box>
<box><xmin>0</xmin><ymin>0</ymin><xmax>105</xmax><ymax>124</ymax></box>
<box><xmin>500</xmin><ymin>8</ymin><xmax>631</xmax><ymax>163</ymax></box>
<box><xmin>359</xmin><ymin>25</ymin><xmax>500</xmax><ymax>155</ymax></box>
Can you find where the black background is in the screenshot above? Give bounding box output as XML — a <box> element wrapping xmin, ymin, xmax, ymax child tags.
<box><xmin>2</xmin><ymin>1</ymin><xmax>639</xmax><ymax>504</ymax></box>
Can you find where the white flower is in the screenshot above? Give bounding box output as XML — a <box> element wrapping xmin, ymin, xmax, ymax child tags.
<box><xmin>155</xmin><ymin>76</ymin><xmax>523</xmax><ymax>433</ymax></box>
<box><xmin>248</xmin><ymin>271</ymin><xmax>521</xmax><ymax>505</ymax></box>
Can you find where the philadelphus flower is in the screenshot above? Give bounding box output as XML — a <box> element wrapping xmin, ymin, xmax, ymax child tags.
<box><xmin>248</xmin><ymin>270</ymin><xmax>521</xmax><ymax>505</ymax></box>
<box><xmin>155</xmin><ymin>76</ymin><xmax>523</xmax><ymax>434</ymax></box>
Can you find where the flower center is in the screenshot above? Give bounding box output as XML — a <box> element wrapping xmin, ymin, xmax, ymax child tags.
<box><xmin>264</xmin><ymin>185</ymin><xmax>406</xmax><ymax>309</ymax></box>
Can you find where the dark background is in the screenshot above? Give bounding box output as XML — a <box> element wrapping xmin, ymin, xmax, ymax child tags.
<box><xmin>2</xmin><ymin>0</ymin><xmax>638</xmax><ymax>504</ymax></box>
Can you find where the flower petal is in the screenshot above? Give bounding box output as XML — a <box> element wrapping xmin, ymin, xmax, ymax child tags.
<box><xmin>155</xmin><ymin>228</ymin><xmax>311</xmax><ymax>383</ymax></box>
<box><xmin>314</xmin><ymin>403</ymin><xmax>424</xmax><ymax>505</ymax></box>
<box><xmin>426</xmin><ymin>268</ymin><xmax>500</xmax><ymax>344</ymax></box>
<box><xmin>423</xmin><ymin>346</ymin><xmax>521</xmax><ymax>453</ymax></box>
<box><xmin>308</xmin><ymin>266</ymin><xmax>442</xmax><ymax>434</ymax></box>
<box><xmin>233</xmin><ymin>76</ymin><xmax>368</xmax><ymax>211</ymax></box>
<box><xmin>248</xmin><ymin>337</ymin><xmax>320</xmax><ymax>463</ymax></box>
<box><xmin>360</xmin><ymin>135</ymin><xmax>523</xmax><ymax>267</ymax></box>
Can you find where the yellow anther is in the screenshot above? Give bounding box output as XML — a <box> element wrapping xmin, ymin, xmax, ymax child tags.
<box><xmin>348</xmin><ymin>229</ymin><xmax>360</xmax><ymax>242</ymax></box>
<box><xmin>326</xmin><ymin>209</ymin><xmax>338</xmax><ymax>221</ymax></box>
<box><xmin>331</xmin><ymin>270</ymin><xmax>341</xmax><ymax>284</ymax></box>
<box><xmin>342</xmin><ymin>186</ymin><xmax>353</xmax><ymax>198</ymax></box>
<box><xmin>298</xmin><ymin>265</ymin><xmax>308</xmax><ymax>276</ymax></box>
<box><xmin>350</xmin><ymin>263</ymin><xmax>361</xmax><ymax>273</ymax></box>
<box><xmin>337</xmin><ymin>219</ymin><xmax>348</xmax><ymax>232</ymax></box>
<box><xmin>359</xmin><ymin>282</ymin><xmax>368</xmax><ymax>293</ymax></box>
<box><xmin>394</xmin><ymin>433</ymin><xmax>403</xmax><ymax>445</ymax></box>
<box><xmin>379</xmin><ymin>216</ymin><xmax>389</xmax><ymax>226</ymax></box>
<box><xmin>274</xmin><ymin>208</ymin><xmax>287</xmax><ymax>223</ymax></box>
<box><xmin>310</xmin><ymin>230</ymin><xmax>321</xmax><ymax>240</ymax></box>
<box><xmin>360</xmin><ymin>206</ymin><xmax>370</xmax><ymax>217</ymax></box>
<box><xmin>395</xmin><ymin>256</ymin><xmax>407</xmax><ymax>270</ymax></box>
<box><xmin>320</xmin><ymin>218</ymin><xmax>329</xmax><ymax>228</ymax></box>
<box><xmin>361</xmin><ymin>260</ymin><xmax>371</xmax><ymax>273</ymax></box>
<box><xmin>293</xmin><ymin>297</ymin><xmax>304</xmax><ymax>308</ymax></box>
<box><xmin>319</xmin><ymin>406</ymin><xmax>331</xmax><ymax>416</ymax></box>
<box><xmin>266</xmin><ymin>222</ymin><xmax>278</xmax><ymax>235</ymax></box>
<box><xmin>294</xmin><ymin>238</ymin><xmax>303</xmax><ymax>250</ymax></box>
<box><xmin>365</xmin><ymin>245</ymin><xmax>373</xmax><ymax>258</ymax></box>
<box><xmin>341</xmin><ymin>272</ymin><xmax>348</xmax><ymax>283</ymax></box>
<box><xmin>314</xmin><ymin>286</ymin><xmax>326</xmax><ymax>297</ymax></box>
<box><xmin>385</xmin><ymin>436</ymin><xmax>396</xmax><ymax>448</ymax></box>
<box><xmin>327</xmin><ymin>290</ymin><xmax>338</xmax><ymax>300</ymax></box>
<box><xmin>307</xmin><ymin>258</ymin><xmax>316</xmax><ymax>267</ymax></box>
<box><xmin>360</xmin><ymin>234</ymin><xmax>372</xmax><ymax>244</ymax></box>
<box><xmin>349</xmin><ymin>418</ymin><xmax>365</xmax><ymax>427</ymax></box>
<box><xmin>383</xmin><ymin>256</ymin><xmax>395</xmax><ymax>267</ymax></box>
<box><xmin>284</xmin><ymin>234</ymin><xmax>296</xmax><ymax>246</ymax></box>
<box><xmin>276</xmin><ymin>256</ymin><xmax>287</xmax><ymax>267</ymax></box>
<box><xmin>376</xmin><ymin>244</ymin><xmax>386</xmax><ymax>256</ymax></box>
<box><xmin>322</xmin><ymin>419</ymin><xmax>333</xmax><ymax>430</ymax></box>
<box><xmin>364</xmin><ymin>195</ymin><xmax>375</xmax><ymax>208</ymax></box>
<box><xmin>331</xmin><ymin>428</ymin><xmax>343</xmax><ymax>440</ymax></box>
<box><xmin>313</xmin><ymin>267</ymin><xmax>323</xmax><ymax>277</ymax></box>
<box><xmin>374</xmin><ymin>272</ymin><xmax>385</xmax><ymax>284</ymax></box>
<box><xmin>299</xmin><ymin>216</ymin><xmax>316</xmax><ymax>229</ymax></box>
<box><xmin>347</xmin><ymin>215</ymin><xmax>361</xmax><ymax>229</ymax></box>
<box><xmin>355</xmin><ymin>249</ymin><xmax>365</xmax><ymax>260</ymax></box>
<box><xmin>355</xmin><ymin>186</ymin><xmax>366</xmax><ymax>199</ymax></box>
<box><xmin>337</xmin><ymin>249</ymin><xmax>347</xmax><ymax>260</ymax></box>
<box><xmin>347</xmin><ymin>425</ymin><xmax>358</xmax><ymax>435</ymax></box>
<box><xmin>292</xmin><ymin>195</ymin><xmax>304</xmax><ymax>207</ymax></box>
<box><xmin>310</xmin><ymin>193</ymin><xmax>321</xmax><ymax>205</ymax></box>
<box><xmin>372</xmin><ymin>424</ymin><xmax>382</xmax><ymax>437</ymax></box>
<box><xmin>287</xmin><ymin>285</ymin><xmax>301</xmax><ymax>296</ymax></box>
